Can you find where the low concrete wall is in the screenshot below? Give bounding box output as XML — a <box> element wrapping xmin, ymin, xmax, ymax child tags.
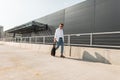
<box><xmin>1</xmin><ymin>41</ymin><xmax>120</xmax><ymax>65</ymax></box>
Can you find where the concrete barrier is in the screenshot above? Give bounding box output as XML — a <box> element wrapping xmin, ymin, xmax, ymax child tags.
<box><xmin>0</xmin><ymin>41</ymin><xmax>120</xmax><ymax>65</ymax></box>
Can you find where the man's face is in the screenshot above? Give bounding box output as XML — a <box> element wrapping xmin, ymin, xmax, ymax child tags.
<box><xmin>59</xmin><ymin>24</ymin><xmax>64</xmax><ymax>29</ymax></box>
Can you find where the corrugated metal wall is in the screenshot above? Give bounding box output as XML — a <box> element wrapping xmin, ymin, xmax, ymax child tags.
<box><xmin>35</xmin><ymin>0</ymin><xmax>120</xmax><ymax>34</ymax></box>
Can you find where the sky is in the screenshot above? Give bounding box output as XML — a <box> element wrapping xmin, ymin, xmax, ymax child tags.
<box><xmin>0</xmin><ymin>0</ymin><xmax>86</xmax><ymax>31</ymax></box>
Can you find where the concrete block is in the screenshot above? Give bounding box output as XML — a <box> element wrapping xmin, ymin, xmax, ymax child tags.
<box><xmin>109</xmin><ymin>49</ymin><xmax>120</xmax><ymax>65</ymax></box>
<box><xmin>64</xmin><ymin>46</ymin><xmax>70</xmax><ymax>57</ymax></box>
<box><xmin>1</xmin><ymin>41</ymin><xmax>120</xmax><ymax>65</ymax></box>
<box><xmin>71</xmin><ymin>46</ymin><xmax>81</xmax><ymax>59</ymax></box>
<box><xmin>80</xmin><ymin>47</ymin><xmax>110</xmax><ymax>64</ymax></box>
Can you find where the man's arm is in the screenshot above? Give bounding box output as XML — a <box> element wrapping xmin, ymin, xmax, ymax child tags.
<box><xmin>54</xmin><ymin>29</ymin><xmax>57</xmax><ymax>42</ymax></box>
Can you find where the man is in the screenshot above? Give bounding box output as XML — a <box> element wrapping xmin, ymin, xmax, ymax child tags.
<box><xmin>54</xmin><ymin>23</ymin><xmax>65</xmax><ymax>58</ymax></box>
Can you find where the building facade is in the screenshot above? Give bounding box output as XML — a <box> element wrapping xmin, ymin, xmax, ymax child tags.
<box><xmin>0</xmin><ymin>26</ymin><xmax>3</xmax><ymax>38</ymax></box>
<box><xmin>5</xmin><ymin>0</ymin><xmax>120</xmax><ymax>47</ymax></box>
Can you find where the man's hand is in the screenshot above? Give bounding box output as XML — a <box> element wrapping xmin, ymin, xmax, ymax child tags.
<box><xmin>54</xmin><ymin>38</ymin><xmax>57</xmax><ymax>43</ymax></box>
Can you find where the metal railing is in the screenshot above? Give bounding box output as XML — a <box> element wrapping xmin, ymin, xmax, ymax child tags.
<box><xmin>3</xmin><ymin>31</ymin><xmax>120</xmax><ymax>48</ymax></box>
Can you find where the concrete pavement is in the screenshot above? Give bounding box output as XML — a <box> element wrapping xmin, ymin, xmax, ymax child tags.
<box><xmin>0</xmin><ymin>44</ymin><xmax>120</xmax><ymax>80</ymax></box>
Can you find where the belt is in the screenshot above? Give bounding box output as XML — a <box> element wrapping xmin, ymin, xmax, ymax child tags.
<box><xmin>59</xmin><ymin>37</ymin><xmax>62</xmax><ymax>39</ymax></box>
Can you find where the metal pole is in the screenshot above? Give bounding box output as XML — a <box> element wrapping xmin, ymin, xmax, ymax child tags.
<box><xmin>20</xmin><ymin>37</ymin><xmax>22</xmax><ymax>43</ymax></box>
<box><xmin>90</xmin><ymin>33</ymin><xmax>93</xmax><ymax>46</ymax></box>
<box><xmin>68</xmin><ymin>35</ymin><xmax>71</xmax><ymax>57</ymax></box>
<box><xmin>43</xmin><ymin>36</ymin><xmax>45</xmax><ymax>44</ymax></box>
<box><xmin>68</xmin><ymin>35</ymin><xmax>70</xmax><ymax>46</ymax></box>
<box><xmin>15</xmin><ymin>38</ymin><xmax>17</xmax><ymax>42</ymax></box>
<box><xmin>29</xmin><ymin>37</ymin><xmax>31</xmax><ymax>43</ymax></box>
<box><xmin>35</xmin><ymin>36</ymin><xmax>37</xmax><ymax>44</ymax></box>
<box><xmin>14</xmin><ymin>38</ymin><xmax>15</xmax><ymax>42</ymax></box>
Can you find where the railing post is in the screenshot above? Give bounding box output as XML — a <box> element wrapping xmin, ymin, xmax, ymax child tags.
<box><xmin>10</xmin><ymin>38</ymin><xmax>12</xmax><ymax>42</ymax></box>
<box><xmin>20</xmin><ymin>37</ymin><xmax>22</xmax><ymax>43</ymax></box>
<box><xmin>43</xmin><ymin>36</ymin><xmax>45</xmax><ymax>44</ymax></box>
<box><xmin>35</xmin><ymin>37</ymin><xmax>37</xmax><ymax>44</ymax></box>
<box><xmin>14</xmin><ymin>38</ymin><xmax>16</xmax><ymax>42</ymax></box>
<box><xmin>68</xmin><ymin>35</ymin><xmax>71</xmax><ymax>57</ymax></box>
<box><xmin>68</xmin><ymin>35</ymin><xmax>71</xmax><ymax>46</ymax></box>
<box><xmin>27</xmin><ymin>37</ymin><xmax>28</xmax><ymax>43</ymax></box>
<box><xmin>25</xmin><ymin>37</ymin><xmax>27</xmax><ymax>43</ymax></box>
<box><xmin>29</xmin><ymin>37</ymin><xmax>31</xmax><ymax>43</ymax></box>
<box><xmin>16</xmin><ymin>38</ymin><xmax>17</xmax><ymax>42</ymax></box>
<box><xmin>14</xmin><ymin>38</ymin><xmax>15</xmax><ymax>42</ymax></box>
<box><xmin>90</xmin><ymin>33</ymin><xmax>93</xmax><ymax>46</ymax></box>
<box><xmin>12</xmin><ymin>38</ymin><xmax>13</xmax><ymax>42</ymax></box>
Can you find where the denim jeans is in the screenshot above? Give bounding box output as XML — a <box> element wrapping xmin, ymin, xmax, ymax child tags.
<box><xmin>56</xmin><ymin>38</ymin><xmax>64</xmax><ymax>55</ymax></box>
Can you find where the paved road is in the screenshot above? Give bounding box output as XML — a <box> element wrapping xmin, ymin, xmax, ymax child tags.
<box><xmin>0</xmin><ymin>44</ymin><xmax>120</xmax><ymax>80</ymax></box>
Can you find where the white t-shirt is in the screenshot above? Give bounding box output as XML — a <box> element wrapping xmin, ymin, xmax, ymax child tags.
<box><xmin>54</xmin><ymin>28</ymin><xmax>64</xmax><ymax>42</ymax></box>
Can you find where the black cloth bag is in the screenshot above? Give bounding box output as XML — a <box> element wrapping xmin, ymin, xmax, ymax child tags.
<box><xmin>51</xmin><ymin>43</ymin><xmax>56</xmax><ymax>56</ymax></box>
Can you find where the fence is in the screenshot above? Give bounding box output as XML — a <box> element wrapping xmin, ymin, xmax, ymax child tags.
<box><xmin>3</xmin><ymin>31</ymin><xmax>120</xmax><ymax>48</ymax></box>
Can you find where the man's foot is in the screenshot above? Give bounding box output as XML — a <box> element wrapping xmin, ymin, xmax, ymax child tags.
<box><xmin>51</xmin><ymin>54</ymin><xmax>55</xmax><ymax>57</ymax></box>
<box><xmin>60</xmin><ymin>55</ymin><xmax>65</xmax><ymax>58</ymax></box>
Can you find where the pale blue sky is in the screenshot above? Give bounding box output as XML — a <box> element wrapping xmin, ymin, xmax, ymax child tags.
<box><xmin>0</xmin><ymin>0</ymin><xmax>86</xmax><ymax>30</ymax></box>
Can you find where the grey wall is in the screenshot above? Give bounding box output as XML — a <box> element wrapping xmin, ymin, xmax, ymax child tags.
<box><xmin>35</xmin><ymin>10</ymin><xmax>65</xmax><ymax>34</ymax></box>
<box><xmin>64</xmin><ymin>0</ymin><xmax>94</xmax><ymax>34</ymax></box>
<box><xmin>94</xmin><ymin>0</ymin><xmax>120</xmax><ymax>32</ymax></box>
<box><xmin>36</xmin><ymin>0</ymin><xmax>120</xmax><ymax>34</ymax></box>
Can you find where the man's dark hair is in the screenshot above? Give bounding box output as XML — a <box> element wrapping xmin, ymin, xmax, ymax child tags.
<box><xmin>60</xmin><ymin>23</ymin><xmax>64</xmax><ymax>26</ymax></box>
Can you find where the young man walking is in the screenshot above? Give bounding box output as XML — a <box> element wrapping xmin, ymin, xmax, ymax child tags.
<box><xmin>54</xmin><ymin>23</ymin><xmax>65</xmax><ymax>58</ymax></box>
